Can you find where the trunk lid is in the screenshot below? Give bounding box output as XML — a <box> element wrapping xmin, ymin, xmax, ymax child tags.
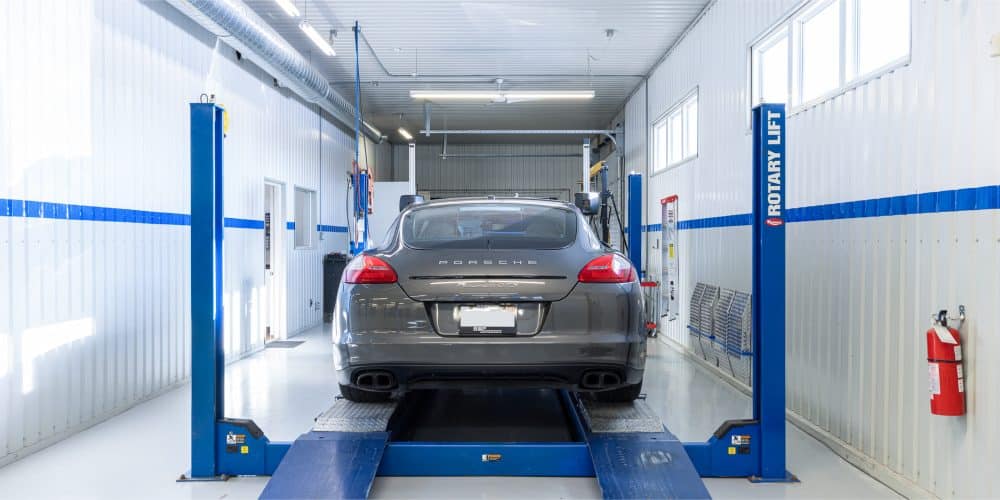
<box><xmin>389</xmin><ymin>249</ymin><xmax>587</xmax><ymax>302</ymax></box>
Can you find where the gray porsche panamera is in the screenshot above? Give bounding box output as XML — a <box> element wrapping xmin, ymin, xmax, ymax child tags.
<box><xmin>332</xmin><ymin>197</ymin><xmax>646</xmax><ymax>403</ymax></box>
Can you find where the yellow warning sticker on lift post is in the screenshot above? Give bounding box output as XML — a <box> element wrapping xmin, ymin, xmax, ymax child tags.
<box><xmin>727</xmin><ymin>447</ymin><xmax>736</xmax><ymax>455</ymax></box>
<box><xmin>241</xmin><ymin>445</ymin><xmax>249</xmax><ymax>454</ymax></box>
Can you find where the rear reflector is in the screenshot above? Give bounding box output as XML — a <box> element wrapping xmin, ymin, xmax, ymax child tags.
<box><xmin>344</xmin><ymin>255</ymin><xmax>398</xmax><ymax>284</ymax></box>
<box><xmin>577</xmin><ymin>254</ymin><xmax>637</xmax><ymax>283</ymax></box>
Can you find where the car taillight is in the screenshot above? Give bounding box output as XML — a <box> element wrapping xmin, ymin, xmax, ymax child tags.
<box><xmin>344</xmin><ymin>255</ymin><xmax>398</xmax><ymax>284</ymax></box>
<box><xmin>577</xmin><ymin>254</ymin><xmax>636</xmax><ymax>283</ymax></box>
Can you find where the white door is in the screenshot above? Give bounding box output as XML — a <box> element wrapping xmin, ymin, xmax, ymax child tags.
<box><xmin>263</xmin><ymin>181</ymin><xmax>287</xmax><ymax>342</ymax></box>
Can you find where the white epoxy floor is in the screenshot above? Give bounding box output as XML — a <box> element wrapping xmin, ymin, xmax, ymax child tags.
<box><xmin>0</xmin><ymin>325</ymin><xmax>898</xmax><ymax>499</ymax></box>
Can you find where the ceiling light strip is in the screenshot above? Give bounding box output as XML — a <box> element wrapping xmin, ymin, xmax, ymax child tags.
<box><xmin>300</xmin><ymin>20</ymin><xmax>335</xmax><ymax>56</ymax></box>
<box><xmin>273</xmin><ymin>0</ymin><xmax>300</xmax><ymax>17</ymax></box>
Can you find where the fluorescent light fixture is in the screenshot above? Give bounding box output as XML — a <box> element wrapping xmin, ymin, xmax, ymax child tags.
<box><xmin>409</xmin><ymin>90</ymin><xmax>594</xmax><ymax>101</ymax></box>
<box><xmin>410</xmin><ymin>91</ymin><xmax>503</xmax><ymax>100</ymax></box>
<box><xmin>398</xmin><ymin>127</ymin><xmax>414</xmax><ymax>141</ymax></box>
<box><xmin>274</xmin><ymin>0</ymin><xmax>300</xmax><ymax>17</ymax></box>
<box><xmin>300</xmin><ymin>20</ymin><xmax>335</xmax><ymax>56</ymax></box>
<box><xmin>504</xmin><ymin>91</ymin><xmax>595</xmax><ymax>100</ymax></box>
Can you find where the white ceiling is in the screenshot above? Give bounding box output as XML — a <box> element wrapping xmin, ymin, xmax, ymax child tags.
<box><xmin>243</xmin><ymin>0</ymin><xmax>709</xmax><ymax>143</ymax></box>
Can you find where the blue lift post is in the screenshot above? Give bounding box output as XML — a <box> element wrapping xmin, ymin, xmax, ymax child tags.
<box><xmin>678</xmin><ymin>103</ymin><xmax>795</xmax><ymax>482</ymax></box>
<box><xmin>183</xmin><ymin>103</ymin><xmax>290</xmax><ymax>481</ymax></box>
<box><xmin>749</xmin><ymin>103</ymin><xmax>793</xmax><ymax>482</ymax></box>
<box><xmin>627</xmin><ymin>172</ymin><xmax>643</xmax><ymax>273</ymax></box>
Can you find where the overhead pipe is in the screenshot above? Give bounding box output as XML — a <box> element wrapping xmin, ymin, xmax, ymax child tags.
<box><xmin>439</xmin><ymin>153</ymin><xmax>583</xmax><ymax>159</ymax></box>
<box><xmin>419</xmin><ymin>129</ymin><xmax>618</xmax><ymax>148</ymax></box>
<box><xmin>165</xmin><ymin>0</ymin><xmax>385</xmax><ymax>143</ymax></box>
<box><xmin>354</xmin><ymin>29</ymin><xmax>644</xmax><ymax>81</ymax></box>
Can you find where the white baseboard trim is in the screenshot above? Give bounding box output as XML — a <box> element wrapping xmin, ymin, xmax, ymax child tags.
<box><xmin>657</xmin><ymin>336</ymin><xmax>935</xmax><ymax>499</ymax></box>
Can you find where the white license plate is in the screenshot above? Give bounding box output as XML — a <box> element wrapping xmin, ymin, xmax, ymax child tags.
<box><xmin>459</xmin><ymin>305</ymin><xmax>517</xmax><ymax>334</ymax></box>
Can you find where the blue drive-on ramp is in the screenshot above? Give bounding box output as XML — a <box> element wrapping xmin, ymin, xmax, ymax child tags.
<box><xmin>579</xmin><ymin>398</ymin><xmax>711</xmax><ymax>499</ymax></box>
<box><xmin>258</xmin><ymin>431</ymin><xmax>388</xmax><ymax>499</ymax></box>
<box><xmin>588</xmin><ymin>432</ymin><xmax>711</xmax><ymax>499</ymax></box>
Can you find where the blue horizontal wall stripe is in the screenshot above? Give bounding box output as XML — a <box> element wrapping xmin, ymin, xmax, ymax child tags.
<box><xmin>7</xmin><ymin>185</ymin><xmax>995</xmax><ymax>234</ymax></box>
<box><xmin>645</xmin><ymin>184</ymin><xmax>1000</xmax><ymax>232</ymax></box>
<box><xmin>2</xmin><ymin>198</ymin><xmax>191</xmax><ymax>226</ymax></box>
<box><xmin>678</xmin><ymin>213</ymin><xmax>752</xmax><ymax>230</ymax></box>
<box><xmin>224</xmin><ymin>217</ymin><xmax>265</xmax><ymax>229</ymax></box>
<box><xmin>0</xmin><ymin>197</ymin><xmax>348</xmax><ymax>232</ymax></box>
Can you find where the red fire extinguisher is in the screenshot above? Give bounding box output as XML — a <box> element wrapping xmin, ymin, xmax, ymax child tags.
<box><xmin>926</xmin><ymin>308</ymin><xmax>966</xmax><ymax>416</ymax></box>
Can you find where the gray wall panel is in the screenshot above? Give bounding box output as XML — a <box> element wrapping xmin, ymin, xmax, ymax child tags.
<box><xmin>405</xmin><ymin>143</ymin><xmax>585</xmax><ymax>201</ymax></box>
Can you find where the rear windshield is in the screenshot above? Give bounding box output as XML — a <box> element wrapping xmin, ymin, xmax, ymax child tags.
<box><xmin>402</xmin><ymin>203</ymin><xmax>577</xmax><ymax>250</ymax></box>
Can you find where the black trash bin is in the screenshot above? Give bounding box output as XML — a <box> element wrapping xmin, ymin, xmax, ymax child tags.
<box><xmin>323</xmin><ymin>252</ymin><xmax>349</xmax><ymax>322</ymax></box>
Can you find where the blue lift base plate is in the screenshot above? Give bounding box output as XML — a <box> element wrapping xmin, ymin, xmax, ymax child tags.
<box><xmin>749</xmin><ymin>471</ymin><xmax>799</xmax><ymax>483</ymax></box>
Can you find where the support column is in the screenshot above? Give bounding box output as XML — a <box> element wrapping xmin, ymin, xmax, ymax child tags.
<box><xmin>408</xmin><ymin>142</ymin><xmax>416</xmax><ymax>194</ymax></box>
<box><xmin>627</xmin><ymin>173</ymin><xmax>643</xmax><ymax>273</ymax></box>
<box><xmin>189</xmin><ymin>103</ymin><xmax>225</xmax><ymax>478</ymax></box>
<box><xmin>751</xmin><ymin>103</ymin><xmax>790</xmax><ymax>482</ymax></box>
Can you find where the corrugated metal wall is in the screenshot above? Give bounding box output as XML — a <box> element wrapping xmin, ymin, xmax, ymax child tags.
<box><xmin>0</xmin><ymin>0</ymin><xmax>370</xmax><ymax>464</ymax></box>
<box><xmin>634</xmin><ymin>0</ymin><xmax>1000</xmax><ymax>497</ymax></box>
<box><xmin>623</xmin><ymin>82</ymin><xmax>648</xmax><ymax>258</ymax></box>
<box><xmin>394</xmin><ymin>143</ymin><xmax>584</xmax><ymax>201</ymax></box>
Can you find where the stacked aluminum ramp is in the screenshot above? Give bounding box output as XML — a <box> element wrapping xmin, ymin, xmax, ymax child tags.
<box><xmin>687</xmin><ymin>282</ymin><xmax>753</xmax><ymax>387</ymax></box>
<box><xmin>711</xmin><ymin>288</ymin><xmax>735</xmax><ymax>367</ymax></box>
<box><xmin>687</xmin><ymin>283</ymin><xmax>708</xmax><ymax>359</ymax></box>
<box><xmin>726</xmin><ymin>292</ymin><xmax>753</xmax><ymax>385</ymax></box>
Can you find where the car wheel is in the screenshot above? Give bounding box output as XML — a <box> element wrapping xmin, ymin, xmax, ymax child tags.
<box><xmin>339</xmin><ymin>383</ymin><xmax>392</xmax><ymax>403</ymax></box>
<box><xmin>594</xmin><ymin>381</ymin><xmax>643</xmax><ymax>402</ymax></box>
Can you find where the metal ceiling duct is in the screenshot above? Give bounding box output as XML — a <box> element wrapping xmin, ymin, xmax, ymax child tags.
<box><xmin>165</xmin><ymin>0</ymin><xmax>385</xmax><ymax>143</ymax></box>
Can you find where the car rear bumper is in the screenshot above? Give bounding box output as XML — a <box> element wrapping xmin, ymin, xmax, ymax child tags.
<box><xmin>334</xmin><ymin>334</ymin><xmax>645</xmax><ymax>391</ymax></box>
<box><xmin>337</xmin><ymin>362</ymin><xmax>645</xmax><ymax>392</ymax></box>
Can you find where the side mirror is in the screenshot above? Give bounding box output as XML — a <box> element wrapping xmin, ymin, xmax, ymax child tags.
<box><xmin>399</xmin><ymin>194</ymin><xmax>425</xmax><ymax>212</ymax></box>
<box><xmin>574</xmin><ymin>192</ymin><xmax>599</xmax><ymax>216</ymax></box>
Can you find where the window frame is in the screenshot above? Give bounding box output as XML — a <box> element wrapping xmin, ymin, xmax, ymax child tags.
<box><xmin>293</xmin><ymin>186</ymin><xmax>317</xmax><ymax>250</ymax></box>
<box><xmin>748</xmin><ymin>0</ymin><xmax>912</xmax><ymax>117</ymax></box>
<box><xmin>651</xmin><ymin>88</ymin><xmax>699</xmax><ymax>175</ymax></box>
<box><xmin>651</xmin><ymin>117</ymin><xmax>668</xmax><ymax>173</ymax></box>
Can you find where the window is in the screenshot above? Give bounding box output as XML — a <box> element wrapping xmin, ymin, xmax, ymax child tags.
<box><xmin>856</xmin><ymin>0</ymin><xmax>910</xmax><ymax>74</ymax></box>
<box><xmin>799</xmin><ymin>1</ymin><xmax>840</xmax><ymax>102</ymax></box>
<box><xmin>754</xmin><ymin>29</ymin><xmax>789</xmax><ymax>104</ymax></box>
<box><xmin>294</xmin><ymin>187</ymin><xmax>316</xmax><ymax>248</ymax></box>
<box><xmin>652</xmin><ymin>91</ymin><xmax>698</xmax><ymax>171</ymax></box>
<box><xmin>402</xmin><ymin>203</ymin><xmax>577</xmax><ymax>250</ymax></box>
<box><xmin>652</xmin><ymin>120</ymin><xmax>667</xmax><ymax>172</ymax></box>
<box><xmin>751</xmin><ymin>0</ymin><xmax>910</xmax><ymax>109</ymax></box>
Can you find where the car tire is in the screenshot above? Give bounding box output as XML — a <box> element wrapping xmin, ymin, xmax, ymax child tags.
<box><xmin>594</xmin><ymin>381</ymin><xmax>643</xmax><ymax>402</ymax></box>
<box><xmin>339</xmin><ymin>383</ymin><xmax>392</xmax><ymax>403</ymax></box>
